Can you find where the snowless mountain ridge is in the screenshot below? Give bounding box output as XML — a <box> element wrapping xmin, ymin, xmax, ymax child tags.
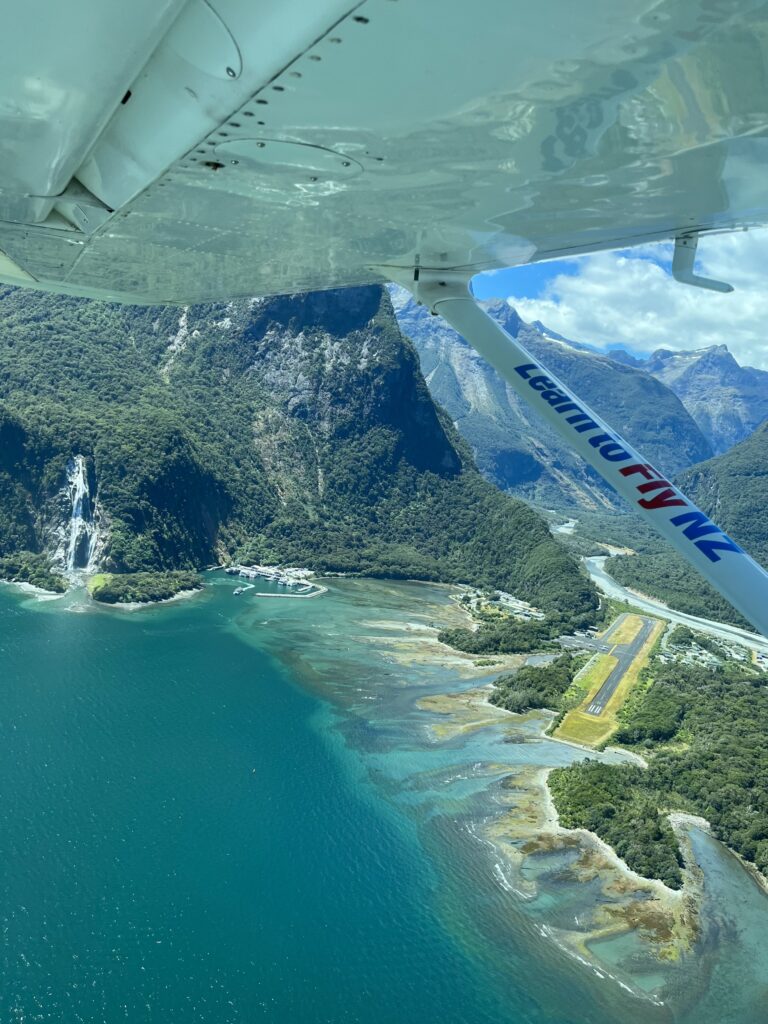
<box><xmin>607</xmin><ymin>342</ymin><xmax>768</xmax><ymax>455</ymax></box>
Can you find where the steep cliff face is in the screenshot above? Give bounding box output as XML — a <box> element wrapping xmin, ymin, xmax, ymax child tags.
<box><xmin>642</xmin><ymin>345</ymin><xmax>768</xmax><ymax>454</ymax></box>
<box><xmin>392</xmin><ymin>287</ymin><xmax>713</xmax><ymax>511</ymax></box>
<box><xmin>0</xmin><ymin>285</ymin><xmax>593</xmax><ymax>618</ymax></box>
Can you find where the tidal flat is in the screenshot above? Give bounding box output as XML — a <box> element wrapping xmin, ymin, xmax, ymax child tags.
<box><xmin>2</xmin><ymin>573</ymin><xmax>768</xmax><ymax>1023</ymax></box>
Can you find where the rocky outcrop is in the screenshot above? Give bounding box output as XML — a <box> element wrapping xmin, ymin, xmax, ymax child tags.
<box><xmin>642</xmin><ymin>345</ymin><xmax>768</xmax><ymax>455</ymax></box>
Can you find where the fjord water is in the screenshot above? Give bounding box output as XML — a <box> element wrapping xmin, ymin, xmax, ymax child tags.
<box><xmin>2</xmin><ymin>578</ymin><xmax>767</xmax><ymax>1023</ymax></box>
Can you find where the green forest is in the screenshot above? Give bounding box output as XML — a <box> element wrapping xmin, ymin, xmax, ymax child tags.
<box><xmin>0</xmin><ymin>551</ymin><xmax>67</xmax><ymax>593</ymax></box>
<box><xmin>489</xmin><ymin>653</ymin><xmax>583</xmax><ymax>713</ymax></box>
<box><xmin>608</xmin><ymin>551</ymin><xmax>750</xmax><ymax>628</ymax></box>
<box><xmin>0</xmin><ymin>285</ymin><xmax>596</xmax><ymax>621</ymax></box>
<box><xmin>439</xmin><ymin>584</ymin><xmax>607</xmax><ymax>652</ymax></box>
<box><xmin>548</xmin><ymin>761</ymin><xmax>685</xmax><ymax>888</ymax></box>
<box><xmin>88</xmin><ymin>571</ymin><xmax>202</xmax><ymax>604</ymax></box>
<box><xmin>550</xmin><ymin>653</ymin><xmax>768</xmax><ymax>886</ymax></box>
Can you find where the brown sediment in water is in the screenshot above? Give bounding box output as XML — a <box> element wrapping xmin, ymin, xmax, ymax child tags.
<box><xmin>352</xmin><ymin>583</ymin><xmax>706</xmax><ymax>968</ymax></box>
<box><xmin>491</xmin><ymin>764</ymin><xmax>700</xmax><ymax>963</ymax></box>
<box><xmin>416</xmin><ymin>672</ymin><xmax>702</xmax><ymax>967</ymax></box>
<box><xmin>356</xmin><ymin>607</ymin><xmax>525</xmax><ymax>680</ymax></box>
<box><xmin>416</xmin><ymin>684</ymin><xmax>525</xmax><ymax>739</ymax></box>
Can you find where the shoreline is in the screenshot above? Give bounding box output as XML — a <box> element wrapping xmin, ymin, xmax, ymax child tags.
<box><xmin>0</xmin><ymin>578</ymin><xmax>64</xmax><ymax>600</ymax></box>
<box><xmin>93</xmin><ymin>587</ymin><xmax>204</xmax><ymax>611</ymax></box>
<box><xmin>487</xmin><ymin>763</ymin><xmax>701</xmax><ymax>968</ymax></box>
<box><xmin>414</xmin><ymin>643</ymin><xmax>768</xmax><ymax>906</ymax></box>
<box><xmin>419</xmin><ymin>682</ymin><xmax>701</xmax><ymax>968</ymax></box>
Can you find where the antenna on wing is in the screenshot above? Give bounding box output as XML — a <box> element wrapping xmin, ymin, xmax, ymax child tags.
<box><xmin>672</xmin><ymin>233</ymin><xmax>733</xmax><ymax>292</ymax></box>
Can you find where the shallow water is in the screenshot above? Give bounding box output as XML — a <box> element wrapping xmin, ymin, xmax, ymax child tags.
<box><xmin>1</xmin><ymin>575</ymin><xmax>767</xmax><ymax>1023</ymax></box>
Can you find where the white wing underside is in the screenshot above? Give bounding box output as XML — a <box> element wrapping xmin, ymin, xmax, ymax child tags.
<box><xmin>3</xmin><ymin>0</ymin><xmax>768</xmax><ymax>303</ymax></box>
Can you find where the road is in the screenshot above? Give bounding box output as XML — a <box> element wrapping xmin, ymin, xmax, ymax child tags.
<box><xmin>584</xmin><ymin>613</ymin><xmax>656</xmax><ymax>716</ymax></box>
<box><xmin>584</xmin><ymin>556</ymin><xmax>768</xmax><ymax>656</ymax></box>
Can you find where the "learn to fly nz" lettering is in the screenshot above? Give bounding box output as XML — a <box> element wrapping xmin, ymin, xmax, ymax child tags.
<box><xmin>514</xmin><ymin>363</ymin><xmax>742</xmax><ymax>564</ymax></box>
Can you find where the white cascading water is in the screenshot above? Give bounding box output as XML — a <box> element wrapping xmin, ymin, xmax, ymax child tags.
<box><xmin>64</xmin><ymin>455</ymin><xmax>99</xmax><ymax>573</ymax></box>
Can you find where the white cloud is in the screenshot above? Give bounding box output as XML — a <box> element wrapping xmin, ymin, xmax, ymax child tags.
<box><xmin>505</xmin><ymin>228</ymin><xmax>768</xmax><ymax>369</ymax></box>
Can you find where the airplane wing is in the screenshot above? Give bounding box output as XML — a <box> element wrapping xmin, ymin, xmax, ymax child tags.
<box><xmin>5</xmin><ymin>0</ymin><xmax>768</xmax><ymax>636</ymax></box>
<box><xmin>3</xmin><ymin>0</ymin><xmax>768</xmax><ymax>303</ymax></box>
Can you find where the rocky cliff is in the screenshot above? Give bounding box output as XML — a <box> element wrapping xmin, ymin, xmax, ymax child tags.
<box><xmin>0</xmin><ymin>285</ymin><xmax>594</xmax><ymax>620</ymax></box>
<box><xmin>641</xmin><ymin>345</ymin><xmax>768</xmax><ymax>455</ymax></box>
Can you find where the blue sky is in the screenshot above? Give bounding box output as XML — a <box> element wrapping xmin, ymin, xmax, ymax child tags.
<box><xmin>471</xmin><ymin>256</ymin><xmax>652</xmax><ymax>357</ymax></box>
<box><xmin>467</xmin><ymin>231</ymin><xmax>768</xmax><ymax>370</ymax></box>
<box><xmin>472</xmin><ymin>260</ymin><xmax>579</xmax><ymax>302</ymax></box>
<box><xmin>473</xmin><ymin>245</ymin><xmax>674</xmax><ymax>302</ymax></box>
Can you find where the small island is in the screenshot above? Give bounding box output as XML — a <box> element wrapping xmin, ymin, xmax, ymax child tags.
<box><xmin>87</xmin><ymin>570</ymin><xmax>203</xmax><ymax>605</ymax></box>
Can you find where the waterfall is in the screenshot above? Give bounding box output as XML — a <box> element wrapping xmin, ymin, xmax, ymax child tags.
<box><xmin>64</xmin><ymin>456</ymin><xmax>99</xmax><ymax>573</ymax></box>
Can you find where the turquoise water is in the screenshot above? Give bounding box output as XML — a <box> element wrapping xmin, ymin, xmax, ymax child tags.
<box><xmin>2</xmin><ymin>576</ymin><xmax>767</xmax><ymax>1023</ymax></box>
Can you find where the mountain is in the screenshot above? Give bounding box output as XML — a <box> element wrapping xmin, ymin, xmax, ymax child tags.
<box><xmin>391</xmin><ymin>287</ymin><xmax>713</xmax><ymax>511</ymax></box>
<box><xmin>607</xmin><ymin>422</ymin><xmax>768</xmax><ymax>628</ymax></box>
<box><xmin>676</xmin><ymin>421</ymin><xmax>768</xmax><ymax>565</ymax></box>
<box><xmin>640</xmin><ymin>345</ymin><xmax>768</xmax><ymax>455</ymax></box>
<box><xmin>0</xmin><ymin>284</ymin><xmax>595</xmax><ymax>622</ymax></box>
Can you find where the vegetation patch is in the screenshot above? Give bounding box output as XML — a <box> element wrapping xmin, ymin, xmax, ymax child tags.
<box><xmin>549</xmin><ymin>761</ymin><xmax>684</xmax><ymax>889</ymax></box>
<box><xmin>88</xmin><ymin>570</ymin><xmax>202</xmax><ymax>605</ymax></box>
<box><xmin>609</xmin><ymin>551</ymin><xmax>749</xmax><ymax>629</ymax></box>
<box><xmin>0</xmin><ymin>551</ymin><xmax>67</xmax><ymax>593</ymax></box>
<box><xmin>0</xmin><ymin>286</ymin><xmax>597</xmax><ymax>624</ymax></box>
<box><xmin>550</xmin><ymin>649</ymin><xmax>768</xmax><ymax>888</ymax></box>
<box><xmin>489</xmin><ymin>653</ymin><xmax>584</xmax><ymax>714</ymax></box>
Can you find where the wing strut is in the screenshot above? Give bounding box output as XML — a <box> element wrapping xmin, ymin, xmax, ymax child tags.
<box><xmin>399</xmin><ymin>271</ymin><xmax>768</xmax><ymax>638</ymax></box>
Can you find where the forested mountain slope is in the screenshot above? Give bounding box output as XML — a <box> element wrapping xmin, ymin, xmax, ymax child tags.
<box><xmin>609</xmin><ymin>422</ymin><xmax>768</xmax><ymax>627</ymax></box>
<box><xmin>391</xmin><ymin>287</ymin><xmax>712</xmax><ymax>511</ymax></box>
<box><xmin>0</xmin><ymin>285</ymin><xmax>594</xmax><ymax>621</ymax></box>
<box><xmin>676</xmin><ymin>422</ymin><xmax>768</xmax><ymax>566</ymax></box>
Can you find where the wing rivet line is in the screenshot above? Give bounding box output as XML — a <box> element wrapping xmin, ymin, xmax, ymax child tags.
<box><xmin>170</xmin><ymin>5</ymin><xmax>372</xmax><ymax>182</ymax></box>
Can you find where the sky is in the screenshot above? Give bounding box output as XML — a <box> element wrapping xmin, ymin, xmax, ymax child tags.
<box><xmin>472</xmin><ymin>227</ymin><xmax>768</xmax><ymax>370</ymax></box>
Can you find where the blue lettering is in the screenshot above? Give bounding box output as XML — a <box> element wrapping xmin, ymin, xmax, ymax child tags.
<box><xmin>599</xmin><ymin>442</ymin><xmax>631</xmax><ymax>462</ymax></box>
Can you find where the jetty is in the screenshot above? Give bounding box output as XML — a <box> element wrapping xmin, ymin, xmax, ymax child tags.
<box><xmin>226</xmin><ymin>564</ymin><xmax>327</xmax><ymax>598</ymax></box>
